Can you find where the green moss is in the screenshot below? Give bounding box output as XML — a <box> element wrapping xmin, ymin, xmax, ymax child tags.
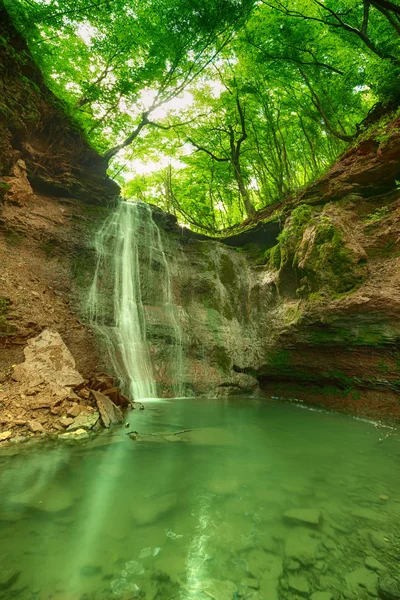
<box><xmin>364</xmin><ymin>206</ymin><xmax>390</xmax><ymax>224</ymax></box>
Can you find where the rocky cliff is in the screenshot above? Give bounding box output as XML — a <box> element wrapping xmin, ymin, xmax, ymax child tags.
<box><xmin>1</xmin><ymin>4</ymin><xmax>400</xmax><ymax>427</ymax></box>
<box><xmin>146</xmin><ymin>110</ymin><xmax>400</xmax><ymax>422</ymax></box>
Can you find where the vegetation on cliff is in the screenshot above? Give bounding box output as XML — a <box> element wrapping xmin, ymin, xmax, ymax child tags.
<box><xmin>4</xmin><ymin>0</ymin><xmax>400</xmax><ymax>229</ymax></box>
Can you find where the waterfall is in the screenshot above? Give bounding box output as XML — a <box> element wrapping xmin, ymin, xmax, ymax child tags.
<box><xmin>87</xmin><ymin>200</ymin><xmax>185</xmax><ymax>401</ymax></box>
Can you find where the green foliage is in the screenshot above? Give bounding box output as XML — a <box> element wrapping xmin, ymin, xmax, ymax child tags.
<box><xmin>5</xmin><ymin>0</ymin><xmax>400</xmax><ymax>231</ymax></box>
<box><xmin>364</xmin><ymin>206</ymin><xmax>390</xmax><ymax>223</ymax></box>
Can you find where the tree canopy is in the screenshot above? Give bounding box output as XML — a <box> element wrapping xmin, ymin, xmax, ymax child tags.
<box><xmin>6</xmin><ymin>0</ymin><xmax>400</xmax><ymax>231</ymax></box>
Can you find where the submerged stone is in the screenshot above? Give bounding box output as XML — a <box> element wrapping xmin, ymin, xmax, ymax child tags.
<box><xmin>0</xmin><ymin>571</ymin><xmax>20</xmax><ymax>591</ymax></box>
<box><xmin>378</xmin><ymin>577</ymin><xmax>400</xmax><ymax>600</ymax></box>
<box><xmin>310</xmin><ymin>593</ymin><xmax>333</xmax><ymax>600</ymax></box>
<box><xmin>287</xmin><ymin>574</ymin><xmax>310</xmax><ymax>596</ymax></box>
<box><xmin>132</xmin><ymin>492</ymin><xmax>177</xmax><ymax>526</ymax></box>
<box><xmin>285</xmin><ymin>527</ymin><xmax>320</xmax><ymax>566</ymax></box>
<box><xmin>247</xmin><ymin>550</ymin><xmax>282</xmax><ymax>580</ymax></box>
<box><xmin>345</xmin><ymin>567</ymin><xmax>378</xmax><ymax>596</ymax></box>
<box><xmin>365</xmin><ymin>556</ymin><xmax>386</xmax><ymax>572</ymax></box>
<box><xmin>283</xmin><ymin>508</ymin><xmax>321</xmax><ymax>527</ymax></box>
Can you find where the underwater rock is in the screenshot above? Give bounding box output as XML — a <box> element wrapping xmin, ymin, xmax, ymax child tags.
<box><xmin>345</xmin><ymin>567</ymin><xmax>378</xmax><ymax>596</ymax></box>
<box><xmin>202</xmin><ymin>579</ymin><xmax>237</xmax><ymax>600</ymax></box>
<box><xmin>287</xmin><ymin>573</ymin><xmax>310</xmax><ymax>596</ymax></box>
<box><xmin>285</xmin><ymin>527</ymin><xmax>320</xmax><ymax>566</ymax></box>
<box><xmin>247</xmin><ymin>550</ymin><xmax>283</xmax><ymax>581</ymax></box>
<box><xmin>369</xmin><ymin>530</ymin><xmax>389</xmax><ymax>550</ymax></box>
<box><xmin>310</xmin><ymin>593</ymin><xmax>333</xmax><ymax>600</ymax></box>
<box><xmin>283</xmin><ymin>508</ymin><xmax>322</xmax><ymax>527</ymax></box>
<box><xmin>132</xmin><ymin>491</ymin><xmax>177</xmax><ymax>526</ymax></box>
<box><xmin>90</xmin><ymin>390</ymin><xmax>123</xmax><ymax>428</ymax></box>
<box><xmin>378</xmin><ymin>577</ymin><xmax>400</xmax><ymax>600</ymax></box>
<box><xmin>0</xmin><ymin>570</ymin><xmax>20</xmax><ymax>591</ymax></box>
<box><xmin>365</xmin><ymin>556</ymin><xmax>386</xmax><ymax>572</ymax></box>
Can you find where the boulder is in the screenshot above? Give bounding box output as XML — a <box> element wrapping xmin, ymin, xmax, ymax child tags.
<box><xmin>13</xmin><ymin>329</ymin><xmax>84</xmax><ymax>389</ymax></box>
<box><xmin>90</xmin><ymin>390</ymin><xmax>123</xmax><ymax>428</ymax></box>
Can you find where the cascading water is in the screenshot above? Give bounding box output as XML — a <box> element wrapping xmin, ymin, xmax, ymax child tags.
<box><xmin>87</xmin><ymin>200</ymin><xmax>185</xmax><ymax>401</ymax></box>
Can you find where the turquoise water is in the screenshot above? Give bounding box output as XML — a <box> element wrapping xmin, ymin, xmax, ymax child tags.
<box><xmin>0</xmin><ymin>398</ymin><xmax>399</xmax><ymax>600</ymax></box>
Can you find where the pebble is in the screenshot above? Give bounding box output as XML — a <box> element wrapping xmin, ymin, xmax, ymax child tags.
<box><xmin>286</xmin><ymin>559</ymin><xmax>301</xmax><ymax>571</ymax></box>
<box><xmin>379</xmin><ymin>494</ymin><xmax>389</xmax><ymax>502</ymax></box>
<box><xmin>0</xmin><ymin>431</ymin><xmax>12</xmax><ymax>442</ymax></box>
<box><xmin>60</xmin><ymin>417</ymin><xmax>74</xmax><ymax>428</ymax></box>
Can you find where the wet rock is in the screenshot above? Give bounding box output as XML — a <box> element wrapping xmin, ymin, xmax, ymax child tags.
<box><xmin>378</xmin><ymin>577</ymin><xmax>400</xmax><ymax>600</ymax></box>
<box><xmin>0</xmin><ymin>430</ymin><xmax>12</xmax><ymax>442</ymax></box>
<box><xmin>285</xmin><ymin>527</ymin><xmax>320</xmax><ymax>566</ymax></box>
<box><xmin>132</xmin><ymin>492</ymin><xmax>177</xmax><ymax>526</ymax></box>
<box><xmin>345</xmin><ymin>567</ymin><xmax>378</xmax><ymax>596</ymax></box>
<box><xmin>310</xmin><ymin>593</ymin><xmax>333</xmax><ymax>600</ymax></box>
<box><xmin>365</xmin><ymin>556</ymin><xmax>386</xmax><ymax>572</ymax></box>
<box><xmin>90</xmin><ymin>390</ymin><xmax>123</xmax><ymax>428</ymax></box>
<box><xmin>67</xmin><ymin>412</ymin><xmax>99</xmax><ymax>431</ymax></box>
<box><xmin>284</xmin><ymin>508</ymin><xmax>321</xmax><ymax>527</ymax></box>
<box><xmin>58</xmin><ymin>428</ymin><xmax>89</xmax><ymax>440</ymax></box>
<box><xmin>13</xmin><ymin>329</ymin><xmax>84</xmax><ymax>389</ymax></box>
<box><xmin>288</xmin><ymin>574</ymin><xmax>310</xmax><ymax>596</ymax></box>
<box><xmin>28</xmin><ymin>420</ymin><xmax>45</xmax><ymax>433</ymax></box>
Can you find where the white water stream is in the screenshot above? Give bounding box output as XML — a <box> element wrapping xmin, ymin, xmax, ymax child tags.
<box><xmin>87</xmin><ymin>200</ymin><xmax>184</xmax><ymax>401</ymax></box>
